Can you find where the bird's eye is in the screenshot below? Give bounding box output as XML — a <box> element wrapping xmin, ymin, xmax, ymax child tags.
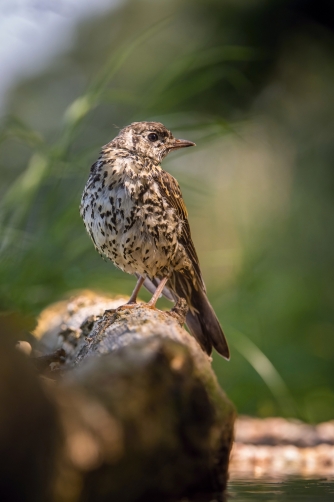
<box><xmin>148</xmin><ymin>133</ymin><xmax>158</xmax><ymax>142</ymax></box>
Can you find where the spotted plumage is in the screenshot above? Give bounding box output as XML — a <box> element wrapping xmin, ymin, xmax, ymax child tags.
<box><xmin>80</xmin><ymin>121</ymin><xmax>229</xmax><ymax>359</ymax></box>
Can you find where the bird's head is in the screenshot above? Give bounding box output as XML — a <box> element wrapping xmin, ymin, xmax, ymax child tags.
<box><xmin>110</xmin><ymin>121</ymin><xmax>195</xmax><ymax>162</ymax></box>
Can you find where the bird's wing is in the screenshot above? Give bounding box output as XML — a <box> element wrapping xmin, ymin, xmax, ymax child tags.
<box><xmin>153</xmin><ymin>169</ymin><xmax>206</xmax><ymax>292</ymax></box>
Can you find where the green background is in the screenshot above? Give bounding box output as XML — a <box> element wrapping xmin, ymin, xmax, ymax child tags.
<box><xmin>1</xmin><ymin>0</ymin><xmax>333</xmax><ymax>422</ymax></box>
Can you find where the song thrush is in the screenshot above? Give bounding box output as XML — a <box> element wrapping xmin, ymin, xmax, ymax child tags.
<box><xmin>80</xmin><ymin>121</ymin><xmax>229</xmax><ymax>359</ymax></box>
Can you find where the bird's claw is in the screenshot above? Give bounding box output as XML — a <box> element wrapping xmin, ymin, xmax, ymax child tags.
<box><xmin>116</xmin><ymin>302</ymin><xmax>139</xmax><ymax>311</ymax></box>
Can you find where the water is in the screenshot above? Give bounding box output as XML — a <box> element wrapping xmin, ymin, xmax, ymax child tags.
<box><xmin>228</xmin><ymin>477</ymin><xmax>334</xmax><ymax>501</ymax></box>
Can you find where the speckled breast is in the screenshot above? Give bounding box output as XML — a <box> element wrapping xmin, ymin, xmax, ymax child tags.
<box><xmin>80</xmin><ymin>156</ymin><xmax>182</xmax><ymax>279</ymax></box>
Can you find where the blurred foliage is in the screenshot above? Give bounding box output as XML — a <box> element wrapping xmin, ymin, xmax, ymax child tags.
<box><xmin>1</xmin><ymin>0</ymin><xmax>334</xmax><ymax>422</ymax></box>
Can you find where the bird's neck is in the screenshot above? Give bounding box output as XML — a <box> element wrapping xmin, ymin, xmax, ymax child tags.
<box><xmin>101</xmin><ymin>146</ymin><xmax>162</xmax><ymax>171</ymax></box>
<box><xmin>103</xmin><ymin>139</ymin><xmax>162</xmax><ymax>166</ymax></box>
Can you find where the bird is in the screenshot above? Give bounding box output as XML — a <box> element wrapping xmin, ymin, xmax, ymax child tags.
<box><xmin>80</xmin><ymin>121</ymin><xmax>229</xmax><ymax>359</ymax></box>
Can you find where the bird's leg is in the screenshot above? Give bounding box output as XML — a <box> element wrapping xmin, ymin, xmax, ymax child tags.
<box><xmin>116</xmin><ymin>275</ymin><xmax>145</xmax><ymax>311</ymax></box>
<box><xmin>127</xmin><ymin>275</ymin><xmax>145</xmax><ymax>304</ymax></box>
<box><xmin>146</xmin><ymin>277</ymin><xmax>169</xmax><ymax>309</ymax></box>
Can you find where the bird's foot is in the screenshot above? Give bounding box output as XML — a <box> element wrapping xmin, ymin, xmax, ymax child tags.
<box><xmin>104</xmin><ymin>301</ymin><xmax>139</xmax><ymax>316</ymax></box>
<box><xmin>116</xmin><ymin>301</ymin><xmax>140</xmax><ymax>311</ymax></box>
<box><xmin>145</xmin><ymin>302</ymin><xmax>158</xmax><ymax>310</ymax></box>
<box><xmin>166</xmin><ymin>297</ymin><xmax>188</xmax><ymax>325</ymax></box>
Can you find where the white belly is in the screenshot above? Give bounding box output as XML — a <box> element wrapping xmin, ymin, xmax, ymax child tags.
<box><xmin>82</xmin><ymin>181</ymin><xmax>180</xmax><ymax>279</ymax></box>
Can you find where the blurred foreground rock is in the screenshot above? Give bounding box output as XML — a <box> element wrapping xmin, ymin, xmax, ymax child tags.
<box><xmin>3</xmin><ymin>291</ymin><xmax>334</xmax><ymax>502</ymax></box>
<box><xmin>12</xmin><ymin>291</ymin><xmax>235</xmax><ymax>502</ymax></box>
<box><xmin>0</xmin><ymin>337</ymin><xmax>60</xmax><ymax>502</ymax></box>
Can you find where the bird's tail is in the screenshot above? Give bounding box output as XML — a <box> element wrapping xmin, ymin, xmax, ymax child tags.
<box><xmin>169</xmin><ymin>272</ymin><xmax>230</xmax><ymax>359</ymax></box>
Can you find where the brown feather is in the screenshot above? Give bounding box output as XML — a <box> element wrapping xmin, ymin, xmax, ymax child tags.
<box><xmin>153</xmin><ymin>169</ymin><xmax>205</xmax><ymax>291</ymax></box>
<box><xmin>152</xmin><ymin>169</ymin><xmax>229</xmax><ymax>359</ymax></box>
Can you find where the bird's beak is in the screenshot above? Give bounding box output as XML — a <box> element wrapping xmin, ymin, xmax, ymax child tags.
<box><xmin>169</xmin><ymin>138</ymin><xmax>196</xmax><ymax>150</ymax></box>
